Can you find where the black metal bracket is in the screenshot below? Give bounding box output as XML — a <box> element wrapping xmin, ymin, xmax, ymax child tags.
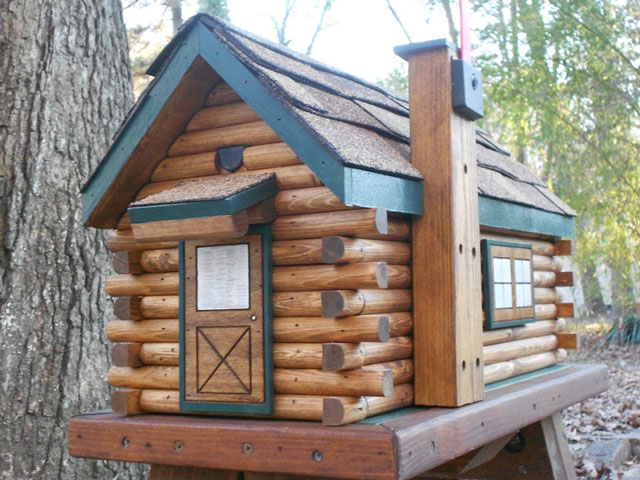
<box><xmin>215</xmin><ymin>145</ymin><xmax>245</xmax><ymax>172</ymax></box>
<box><xmin>451</xmin><ymin>58</ymin><xmax>484</xmax><ymax>120</ymax></box>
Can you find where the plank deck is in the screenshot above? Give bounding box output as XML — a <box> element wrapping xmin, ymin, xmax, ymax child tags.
<box><xmin>69</xmin><ymin>363</ymin><xmax>606</xmax><ymax>480</ymax></box>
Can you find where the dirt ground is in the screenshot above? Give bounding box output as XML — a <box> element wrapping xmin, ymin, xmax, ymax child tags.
<box><xmin>562</xmin><ymin>319</ymin><xmax>640</xmax><ymax>479</ymax></box>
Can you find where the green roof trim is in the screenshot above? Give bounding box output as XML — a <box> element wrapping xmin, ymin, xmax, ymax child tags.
<box><xmin>81</xmin><ymin>20</ymin><xmax>423</xmax><ymax>226</ymax></box>
<box><xmin>479</xmin><ymin>196</ymin><xmax>575</xmax><ymax>238</ymax></box>
<box><xmin>195</xmin><ymin>23</ymin><xmax>423</xmax><ymax>215</ymax></box>
<box><xmin>127</xmin><ymin>176</ymin><xmax>278</xmax><ymax>223</ymax></box>
<box><xmin>81</xmin><ymin>27</ymin><xmax>201</xmax><ymax>224</ymax></box>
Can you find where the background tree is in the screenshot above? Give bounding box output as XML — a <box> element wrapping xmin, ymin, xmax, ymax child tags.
<box><xmin>0</xmin><ymin>0</ymin><xmax>143</xmax><ymax>477</ymax></box>
<box><xmin>383</xmin><ymin>0</ymin><xmax>640</xmax><ymax>313</ymax></box>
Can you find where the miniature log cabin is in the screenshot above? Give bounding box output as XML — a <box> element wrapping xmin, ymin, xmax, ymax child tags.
<box><xmin>82</xmin><ymin>15</ymin><xmax>578</xmax><ymax>426</ymax></box>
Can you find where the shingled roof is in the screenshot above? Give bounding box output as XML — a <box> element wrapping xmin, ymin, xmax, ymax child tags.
<box><xmin>149</xmin><ymin>14</ymin><xmax>574</xmax><ymax>217</ymax></box>
<box><xmin>82</xmin><ymin>14</ymin><xmax>575</xmax><ymax>230</ymax></box>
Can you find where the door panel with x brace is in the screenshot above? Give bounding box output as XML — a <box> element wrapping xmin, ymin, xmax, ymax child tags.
<box><xmin>181</xmin><ymin>229</ymin><xmax>272</xmax><ymax>414</ymax></box>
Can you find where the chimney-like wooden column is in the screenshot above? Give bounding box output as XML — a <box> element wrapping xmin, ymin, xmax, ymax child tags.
<box><xmin>396</xmin><ymin>40</ymin><xmax>484</xmax><ymax>406</ymax></box>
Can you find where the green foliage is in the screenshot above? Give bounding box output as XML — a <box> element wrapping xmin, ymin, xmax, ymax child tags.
<box><xmin>472</xmin><ymin>0</ymin><xmax>640</xmax><ymax>311</ymax></box>
<box><xmin>606</xmin><ymin>316</ymin><xmax>640</xmax><ymax>345</ymax></box>
<box><xmin>377</xmin><ymin>66</ymin><xmax>408</xmax><ymax>97</ymax></box>
<box><xmin>197</xmin><ymin>0</ymin><xmax>229</xmax><ymax>19</ymax></box>
<box><xmin>380</xmin><ymin>0</ymin><xmax>640</xmax><ymax>311</ymax></box>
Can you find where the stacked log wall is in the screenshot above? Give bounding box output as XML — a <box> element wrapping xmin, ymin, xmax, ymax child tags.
<box><xmin>105</xmin><ymin>83</ymin><xmax>414</xmax><ymax>425</ymax></box>
<box><xmin>479</xmin><ymin>232</ymin><xmax>575</xmax><ymax>384</ymax></box>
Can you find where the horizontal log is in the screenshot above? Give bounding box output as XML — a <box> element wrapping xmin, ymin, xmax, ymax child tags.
<box><xmin>273</xmin><ymin>291</ymin><xmax>327</xmax><ymax>317</ymax></box>
<box><xmin>139</xmin><ymin>343</ymin><xmax>180</xmax><ymax>366</ymax></box>
<box><xmin>274</xmin><ymin>367</ymin><xmax>393</xmax><ymax>397</ymax></box>
<box><xmin>137</xmin><ymin>389</ymin><xmax>323</xmax><ymax>421</ymax></box>
<box><xmin>482</xmin><ymin>319</ymin><xmax>563</xmax><ymax>346</ymax></box>
<box><xmin>169</xmin><ymin>120</ymin><xmax>281</xmax><ymax>157</ymax></box>
<box><xmin>140</xmin><ymin>249</ymin><xmax>179</xmax><ymax>273</ymax></box>
<box><xmin>186</xmin><ymin>102</ymin><xmax>261</xmax><ymax>132</ymax></box>
<box><xmin>272</xmin><ymin>209</ymin><xmax>402</xmax><ymax>241</ymax></box>
<box><xmin>143</xmin><ymin>164</ymin><xmax>321</xmax><ymax>200</ymax></box>
<box><xmin>322</xmin><ymin>383</ymin><xmax>413</xmax><ymax>426</ymax></box>
<box><xmin>108</xmin><ymin>366</ymin><xmax>179</xmax><ymax>390</ymax></box>
<box><xmin>322</xmin><ymin>236</ymin><xmax>411</xmax><ymax>265</ymax></box>
<box><xmin>272</xmin><ymin>238</ymin><xmax>324</xmax><ymax>266</ymax></box>
<box><xmin>112</xmin><ymin>250</ymin><xmax>142</xmax><ymax>274</ymax></box>
<box><xmin>106</xmin><ymin>273</ymin><xmax>179</xmax><ymax>297</ymax></box>
<box><xmin>111</xmin><ymin>388</ymin><xmax>142</xmax><ymax>416</ymax></box>
<box><xmin>151</xmin><ymin>143</ymin><xmax>301</xmax><ymax>182</ymax></box>
<box><xmin>274</xmin><ymin>187</ymin><xmax>350</xmax><ymax>216</ymax></box>
<box><xmin>322</xmin><ymin>289</ymin><xmax>412</xmax><ymax>317</ymax></box>
<box><xmin>112</xmin><ymin>343</ymin><xmax>142</xmax><ymax>368</ymax></box>
<box><xmin>206</xmin><ymin>82</ymin><xmax>242</xmax><ymax>106</ymax></box>
<box><xmin>483</xmin><ymin>335</ymin><xmax>558</xmax><ymax>366</ymax></box>
<box><xmin>556</xmin><ymin>333</ymin><xmax>579</xmax><ymax>349</ymax></box>
<box><xmin>534</xmin><ymin>287</ymin><xmax>562</xmax><ymax>305</ymax></box>
<box><xmin>272</xmin><ymin>312</ymin><xmax>411</xmax><ymax>343</ymax></box>
<box><xmin>107</xmin><ymin>230</ymin><xmax>176</xmax><ymax>252</ymax></box>
<box><xmin>274</xmin><ymin>314</ymin><xmax>387</xmax><ymax>343</ymax></box>
<box><xmin>322</xmin><ymin>337</ymin><xmax>413</xmax><ymax>371</ymax></box>
<box><xmin>533</xmin><ymin>255</ymin><xmax>563</xmax><ymax>272</ymax></box>
<box><xmin>140</xmin><ymin>296</ymin><xmax>179</xmax><ymax>319</ymax></box>
<box><xmin>272</xmin><ymin>263</ymin><xmax>410</xmax><ymax>291</ymax></box>
<box><xmin>480</xmin><ymin>232</ymin><xmax>556</xmax><ymax>256</ymax></box>
<box><xmin>106</xmin><ymin>320</ymin><xmax>178</xmax><ymax>343</ymax></box>
<box><xmin>483</xmin><ymin>349</ymin><xmax>568</xmax><ymax>385</ymax></box>
<box><xmin>130</xmin><ymin>211</ymin><xmax>248</xmax><ymax>243</ymax></box>
<box><xmin>534</xmin><ymin>271</ymin><xmax>556</xmax><ymax>288</ymax></box>
<box><xmin>535</xmin><ymin>303</ymin><xmax>557</xmax><ymax>320</ymax></box>
<box><xmin>243</xmin><ymin>143</ymin><xmax>301</xmax><ymax>170</ymax></box>
<box><xmin>364</xmin><ymin>359</ymin><xmax>414</xmax><ymax>385</ymax></box>
<box><xmin>113</xmin><ymin>297</ymin><xmax>142</xmax><ymax>320</ymax></box>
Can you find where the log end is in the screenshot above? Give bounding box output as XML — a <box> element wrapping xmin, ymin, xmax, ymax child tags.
<box><xmin>378</xmin><ymin>316</ymin><xmax>390</xmax><ymax>342</ymax></box>
<box><xmin>376</xmin><ymin>262</ymin><xmax>388</xmax><ymax>289</ymax></box>
<box><xmin>322</xmin><ymin>343</ymin><xmax>345</xmax><ymax>371</ymax></box>
<box><xmin>322</xmin><ymin>236</ymin><xmax>345</xmax><ymax>263</ymax></box>
<box><xmin>113</xmin><ymin>297</ymin><xmax>142</xmax><ymax>320</ymax></box>
<box><xmin>322</xmin><ymin>397</ymin><xmax>346</xmax><ymax>426</ymax></box>
<box><xmin>375</xmin><ymin>209</ymin><xmax>388</xmax><ymax>235</ymax></box>
<box><xmin>321</xmin><ymin>291</ymin><xmax>345</xmax><ymax>318</ymax></box>
<box><xmin>112</xmin><ymin>342</ymin><xmax>142</xmax><ymax>367</ymax></box>
<box><xmin>381</xmin><ymin>370</ymin><xmax>394</xmax><ymax>397</ymax></box>
<box><xmin>112</xmin><ymin>251</ymin><xmax>130</xmax><ymax>274</ymax></box>
<box><xmin>111</xmin><ymin>388</ymin><xmax>142</xmax><ymax>416</ymax></box>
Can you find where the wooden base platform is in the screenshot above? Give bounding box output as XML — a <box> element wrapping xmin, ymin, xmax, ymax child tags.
<box><xmin>69</xmin><ymin>364</ymin><xmax>606</xmax><ymax>480</ymax></box>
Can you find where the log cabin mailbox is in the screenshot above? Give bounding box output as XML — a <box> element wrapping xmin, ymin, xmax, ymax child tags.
<box><xmin>81</xmin><ymin>15</ymin><xmax>579</xmax><ymax>426</ymax></box>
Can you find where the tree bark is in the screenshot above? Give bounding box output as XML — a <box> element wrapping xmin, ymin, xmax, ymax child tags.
<box><xmin>0</xmin><ymin>1</ymin><xmax>145</xmax><ymax>478</ymax></box>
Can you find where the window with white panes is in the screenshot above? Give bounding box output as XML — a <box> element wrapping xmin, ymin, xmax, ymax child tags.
<box><xmin>481</xmin><ymin>240</ymin><xmax>535</xmax><ymax>329</ymax></box>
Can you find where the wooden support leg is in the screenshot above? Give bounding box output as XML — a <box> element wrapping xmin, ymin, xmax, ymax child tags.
<box><xmin>541</xmin><ymin>412</ymin><xmax>578</xmax><ymax>480</ymax></box>
<box><xmin>148</xmin><ymin>465</ymin><xmax>241</xmax><ymax>480</ymax></box>
<box><xmin>419</xmin><ymin>414</ymin><xmax>577</xmax><ymax>479</ymax></box>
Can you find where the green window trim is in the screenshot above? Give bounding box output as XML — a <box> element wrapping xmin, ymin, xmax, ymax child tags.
<box><xmin>481</xmin><ymin>239</ymin><xmax>536</xmax><ymax>330</ymax></box>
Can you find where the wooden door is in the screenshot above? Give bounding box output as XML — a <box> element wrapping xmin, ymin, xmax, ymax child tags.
<box><xmin>180</xmin><ymin>226</ymin><xmax>273</xmax><ymax>414</ymax></box>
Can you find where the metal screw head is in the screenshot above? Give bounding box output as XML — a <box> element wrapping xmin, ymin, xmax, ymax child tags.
<box><xmin>174</xmin><ymin>441</ymin><xmax>184</xmax><ymax>452</ymax></box>
<box><xmin>121</xmin><ymin>437</ymin><xmax>130</xmax><ymax>448</ymax></box>
<box><xmin>250</xmin><ymin>314</ymin><xmax>257</xmax><ymax>321</ymax></box>
<box><xmin>312</xmin><ymin>450</ymin><xmax>323</xmax><ymax>462</ymax></box>
<box><xmin>243</xmin><ymin>443</ymin><xmax>254</xmax><ymax>454</ymax></box>
<box><xmin>471</xmin><ymin>74</ymin><xmax>479</xmax><ymax>90</ymax></box>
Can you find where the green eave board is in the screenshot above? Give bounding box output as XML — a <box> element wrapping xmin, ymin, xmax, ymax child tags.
<box><xmin>127</xmin><ymin>176</ymin><xmax>278</xmax><ymax>223</ymax></box>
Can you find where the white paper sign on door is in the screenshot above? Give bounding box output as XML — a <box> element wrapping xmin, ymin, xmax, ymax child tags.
<box><xmin>196</xmin><ymin>244</ymin><xmax>250</xmax><ymax>310</ymax></box>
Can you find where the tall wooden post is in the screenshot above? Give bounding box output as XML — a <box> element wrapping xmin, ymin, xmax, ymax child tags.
<box><xmin>397</xmin><ymin>40</ymin><xmax>484</xmax><ymax>406</ymax></box>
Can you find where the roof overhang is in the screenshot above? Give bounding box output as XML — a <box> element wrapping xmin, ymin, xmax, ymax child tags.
<box><xmin>82</xmin><ymin>20</ymin><xmax>424</xmax><ymax>229</ymax></box>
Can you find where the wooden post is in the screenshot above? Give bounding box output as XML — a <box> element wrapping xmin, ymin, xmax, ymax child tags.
<box><xmin>399</xmin><ymin>40</ymin><xmax>484</xmax><ymax>406</ymax></box>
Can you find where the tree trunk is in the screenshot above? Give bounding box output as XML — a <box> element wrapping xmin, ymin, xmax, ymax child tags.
<box><xmin>0</xmin><ymin>1</ymin><xmax>145</xmax><ymax>478</ymax></box>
